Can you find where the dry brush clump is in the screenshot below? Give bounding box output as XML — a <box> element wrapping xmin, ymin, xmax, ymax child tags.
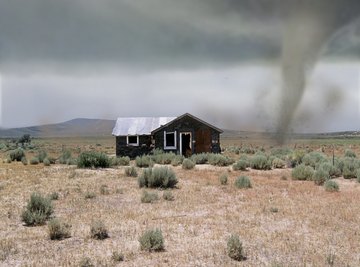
<box><xmin>235</xmin><ymin>176</ymin><xmax>252</xmax><ymax>189</ymax></box>
<box><xmin>250</xmin><ymin>154</ymin><xmax>271</xmax><ymax>170</ymax></box>
<box><xmin>219</xmin><ymin>173</ymin><xmax>228</xmax><ymax>185</ymax></box>
<box><xmin>8</xmin><ymin>148</ymin><xmax>25</xmax><ymax>162</ymax></box>
<box><xmin>139</xmin><ymin>229</ymin><xmax>164</xmax><ymax>252</ymax></box>
<box><xmin>90</xmin><ymin>220</ymin><xmax>109</xmax><ymax>240</ymax></box>
<box><xmin>312</xmin><ymin>169</ymin><xmax>329</xmax><ymax>185</ymax></box>
<box><xmin>125</xmin><ymin>166</ymin><xmax>138</xmax><ymax>177</ymax></box>
<box><xmin>162</xmin><ymin>190</ymin><xmax>175</xmax><ymax>201</ymax></box>
<box><xmin>182</xmin><ymin>158</ymin><xmax>195</xmax><ymax>170</ymax></box>
<box><xmin>227</xmin><ymin>234</ymin><xmax>245</xmax><ymax>261</ymax></box>
<box><xmin>232</xmin><ymin>160</ymin><xmax>247</xmax><ymax>171</ymax></box>
<box><xmin>110</xmin><ymin>156</ymin><xmax>130</xmax><ymax>166</ymax></box>
<box><xmin>135</xmin><ymin>155</ymin><xmax>154</xmax><ymax>168</ymax></box>
<box><xmin>291</xmin><ymin>164</ymin><xmax>314</xmax><ymax>181</ymax></box>
<box><xmin>77</xmin><ymin>151</ymin><xmax>110</xmax><ymax>168</ymax></box>
<box><xmin>324</xmin><ymin>180</ymin><xmax>339</xmax><ymax>192</ymax></box>
<box><xmin>21</xmin><ymin>192</ymin><xmax>54</xmax><ymax>226</ymax></box>
<box><xmin>138</xmin><ymin>167</ymin><xmax>178</xmax><ymax>189</ymax></box>
<box><xmin>48</xmin><ymin>218</ymin><xmax>71</xmax><ymax>240</ymax></box>
<box><xmin>141</xmin><ymin>190</ymin><xmax>159</xmax><ymax>203</ymax></box>
<box><xmin>111</xmin><ymin>251</ymin><xmax>124</xmax><ymax>262</ymax></box>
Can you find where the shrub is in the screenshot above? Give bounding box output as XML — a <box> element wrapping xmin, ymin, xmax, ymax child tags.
<box><xmin>90</xmin><ymin>220</ymin><xmax>109</xmax><ymax>240</ymax></box>
<box><xmin>233</xmin><ymin>160</ymin><xmax>247</xmax><ymax>171</ymax></box>
<box><xmin>100</xmin><ymin>184</ymin><xmax>110</xmax><ymax>195</ymax></box>
<box><xmin>152</xmin><ymin>151</ymin><xmax>176</xmax><ymax>165</ymax></box>
<box><xmin>21</xmin><ymin>157</ymin><xmax>28</xmax><ymax>165</ymax></box>
<box><xmin>313</xmin><ymin>169</ymin><xmax>329</xmax><ymax>185</ymax></box>
<box><xmin>112</xmin><ymin>251</ymin><xmax>124</xmax><ymax>262</ymax></box>
<box><xmin>357</xmin><ymin>169</ymin><xmax>360</xmax><ymax>183</ymax></box>
<box><xmin>66</xmin><ymin>158</ymin><xmax>77</xmax><ymax>165</ymax></box>
<box><xmin>43</xmin><ymin>158</ymin><xmax>51</xmax><ymax>166</ymax></box>
<box><xmin>135</xmin><ymin>155</ymin><xmax>153</xmax><ymax>168</ymax></box>
<box><xmin>48</xmin><ymin>192</ymin><xmax>59</xmax><ymax>200</ymax></box>
<box><xmin>302</xmin><ymin>152</ymin><xmax>327</xmax><ymax>168</ymax></box>
<box><xmin>59</xmin><ymin>150</ymin><xmax>72</xmax><ymax>164</ymax></box>
<box><xmin>240</xmin><ymin>146</ymin><xmax>256</xmax><ymax>154</ymax></box>
<box><xmin>227</xmin><ymin>234</ymin><xmax>245</xmax><ymax>261</ymax></box>
<box><xmin>289</xmin><ymin>149</ymin><xmax>306</xmax><ymax>167</ymax></box>
<box><xmin>324</xmin><ymin>180</ymin><xmax>339</xmax><ymax>192</ymax></box>
<box><xmin>235</xmin><ymin>176</ymin><xmax>252</xmax><ymax>189</ymax></box>
<box><xmin>139</xmin><ymin>167</ymin><xmax>178</xmax><ymax>189</ymax></box>
<box><xmin>79</xmin><ymin>257</ymin><xmax>94</xmax><ymax>267</ymax></box>
<box><xmin>163</xmin><ymin>190</ymin><xmax>175</xmax><ymax>201</ymax></box>
<box><xmin>318</xmin><ymin>162</ymin><xmax>341</xmax><ymax>178</ymax></box>
<box><xmin>270</xmin><ymin>147</ymin><xmax>292</xmax><ymax>160</ymax></box>
<box><xmin>342</xmin><ymin>159</ymin><xmax>358</xmax><ymax>179</ymax></box>
<box><xmin>36</xmin><ymin>150</ymin><xmax>48</xmax><ymax>163</ymax></box>
<box><xmin>9</xmin><ymin>148</ymin><xmax>25</xmax><ymax>162</ymax></box>
<box><xmin>208</xmin><ymin>154</ymin><xmax>234</xmax><ymax>166</ymax></box>
<box><xmin>139</xmin><ymin>229</ymin><xmax>164</xmax><ymax>252</ymax></box>
<box><xmin>47</xmin><ymin>157</ymin><xmax>56</xmax><ymax>164</ymax></box>
<box><xmin>111</xmin><ymin>156</ymin><xmax>130</xmax><ymax>166</ymax></box>
<box><xmin>250</xmin><ymin>155</ymin><xmax>271</xmax><ymax>170</ymax></box>
<box><xmin>138</xmin><ymin>168</ymin><xmax>152</xmax><ymax>188</ymax></box>
<box><xmin>48</xmin><ymin>218</ymin><xmax>71</xmax><ymax>240</ymax></box>
<box><xmin>219</xmin><ymin>173</ymin><xmax>228</xmax><ymax>185</ymax></box>
<box><xmin>171</xmin><ymin>155</ymin><xmax>184</xmax><ymax>166</ymax></box>
<box><xmin>191</xmin><ymin>153</ymin><xmax>209</xmax><ymax>164</ymax></box>
<box><xmin>30</xmin><ymin>157</ymin><xmax>39</xmax><ymax>165</ymax></box>
<box><xmin>125</xmin><ymin>166</ymin><xmax>138</xmax><ymax>177</ymax></box>
<box><xmin>21</xmin><ymin>193</ymin><xmax>54</xmax><ymax>226</ymax></box>
<box><xmin>18</xmin><ymin>134</ymin><xmax>31</xmax><ymax>145</ymax></box>
<box><xmin>270</xmin><ymin>207</ymin><xmax>279</xmax><ymax>213</ymax></box>
<box><xmin>77</xmin><ymin>151</ymin><xmax>110</xmax><ymax>168</ymax></box>
<box><xmin>182</xmin><ymin>159</ymin><xmax>195</xmax><ymax>170</ymax></box>
<box><xmin>291</xmin><ymin>164</ymin><xmax>314</xmax><ymax>180</ymax></box>
<box><xmin>272</xmin><ymin>158</ymin><xmax>285</xmax><ymax>169</ymax></box>
<box><xmin>85</xmin><ymin>192</ymin><xmax>96</xmax><ymax>199</ymax></box>
<box><xmin>141</xmin><ymin>190</ymin><xmax>159</xmax><ymax>203</ymax></box>
<box><xmin>344</xmin><ymin>149</ymin><xmax>356</xmax><ymax>158</ymax></box>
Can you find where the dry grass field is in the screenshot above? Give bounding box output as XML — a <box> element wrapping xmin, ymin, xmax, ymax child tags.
<box><xmin>1</xmin><ymin>136</ymin><xmax>360</xmax><ymax>266</ymax></box>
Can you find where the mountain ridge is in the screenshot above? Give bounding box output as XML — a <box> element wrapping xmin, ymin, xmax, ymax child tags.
<box><xmin>0</xmin><ymin>118</ymin><xmax>116</xmax><ymax>138</ymax></box>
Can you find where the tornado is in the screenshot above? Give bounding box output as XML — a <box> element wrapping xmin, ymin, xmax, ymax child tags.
<box><xmin>277</xmin><ymin>0</ymin><xmax>360</xmax><ymax>142</ymax></box>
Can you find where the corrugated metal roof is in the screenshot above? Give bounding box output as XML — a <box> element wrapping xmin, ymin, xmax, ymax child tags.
<box><xmin>112</xmin><ymin>117</ymin><xmax>176</xmax><ymax>136</ymax></box>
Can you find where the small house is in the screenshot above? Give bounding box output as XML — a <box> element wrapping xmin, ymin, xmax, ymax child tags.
<box><xmin>112</xmin><ymin>113</ymin><xmax>223</xmax><ymax>158</ymax></box>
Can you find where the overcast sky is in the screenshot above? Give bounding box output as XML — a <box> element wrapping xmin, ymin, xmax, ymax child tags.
<box><xmin>1</xmin><ymin>0</ymin><xmax>360</xmax><ymax>133</ymax></box>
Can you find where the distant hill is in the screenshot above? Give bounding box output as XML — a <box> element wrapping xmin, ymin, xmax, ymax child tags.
<box><xmin>0</xmin><ymin>118</ymin><xmax>116</xmax><ymax>138</ymax></box>
<box><xmin>1</xmin><ymin>120</ymin><xmax>359</xmax><ymax>139</ymax></box>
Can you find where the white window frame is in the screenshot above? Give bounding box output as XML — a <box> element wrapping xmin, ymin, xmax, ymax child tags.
<box><xmin>127</xmin><ymin>135</ymin><xmax>139</xmax><ymax>146</ymax></box>
<box><xmin>164</xmin><ymin>131</ymin><xmax>177</xmax><ymax>150</ymax></box>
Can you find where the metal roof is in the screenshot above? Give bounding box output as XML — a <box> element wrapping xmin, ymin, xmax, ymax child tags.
<box><xmin>151</xmin><ymin>113</ymin><xmax>223</xmax><ymax>134</ymax></box>
<box><xmin>112</xmin><ymin>117</ymin><xmax>176</xmax><ymax>136</ymax></box>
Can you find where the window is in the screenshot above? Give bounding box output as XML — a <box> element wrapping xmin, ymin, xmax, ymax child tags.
<box><xmin>127</xmin><ymin>135</ymin><xmax>139</xmax><ymax>146</ymax></box>
<box><xmin>164</xmin><ymin>131</ymin><xmax>176</xmax><ymax>149</ymax></box>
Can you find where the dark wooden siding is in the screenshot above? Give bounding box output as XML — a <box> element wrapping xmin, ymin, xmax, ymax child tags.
<box><xmin>115</xmin><ymin>135</ymin><xmax>152</xmax><ymax>158</ymax></box>
<box><xmin>153</xmin><ymin>115</ymin><xmax>221</xmax><ymax>154</ymax></box>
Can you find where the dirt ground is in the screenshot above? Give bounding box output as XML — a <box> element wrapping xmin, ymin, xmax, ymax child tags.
<box><xmin>0</xmin><ymin>137</ymin><xmax>360</xmax><ymax>266</ymax></box>
<box><xmin>0</xmin><ymin>166</ymin><xmax>360</xmax><ymax>266</ymax></box>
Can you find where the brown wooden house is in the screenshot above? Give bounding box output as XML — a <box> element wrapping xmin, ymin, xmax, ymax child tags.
<box><xmin>112</xmin><ymin>113</ymin><xmax>223</xmax><ymax>158</ymax></box>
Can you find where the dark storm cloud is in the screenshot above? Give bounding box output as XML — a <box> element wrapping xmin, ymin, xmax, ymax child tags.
<box><xmin>1</xmin><ymin>0</ymin><xmax>358</xmax><ymax>73</ymax></box>
<box><xmin>0</xmin><ymin>0</ymin><xmax>278</xmax><ymax>72</ymax></box>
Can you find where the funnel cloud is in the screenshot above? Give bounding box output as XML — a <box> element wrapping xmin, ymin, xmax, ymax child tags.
<box><xmin>278</xmin><ymin>0</ymin><xmax>360</xmax><ymax>140</ymax></box>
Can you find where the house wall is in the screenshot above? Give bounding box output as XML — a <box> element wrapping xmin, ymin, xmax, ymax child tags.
<box><xmin>115</xmin><ymin>135</ymin><xmax>152</xmax><ymax>158</ymax></box>
<box><xmin>153</xmin><ymin>116</ymin><xmax>221</xmax><ymax>154</ymax></box>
